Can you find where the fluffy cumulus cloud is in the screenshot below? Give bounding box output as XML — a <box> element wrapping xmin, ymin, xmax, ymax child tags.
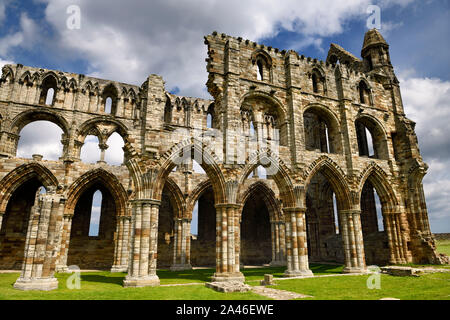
<box><xmin>5</xmin><ymin>0</ymin><xmax>450</xmax><ymax>232</ymax></box>
<box><xmin>0</xmin><ymin>12</ymin><xmax>39</xmax><ymax>57</ymax></box>
<box><xmin>33</xmin><ymin>0</ymin><xmax>412</xmax><ymax>97</ymax></box>
<box><xmin>399</xmin><ymin>73</ymin><xmax>450</xmax><ymax>232</ymax></box>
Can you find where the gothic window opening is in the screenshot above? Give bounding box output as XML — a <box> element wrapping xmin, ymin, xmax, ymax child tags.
<box><xmin>45</xmin><ymin>88</ymin><xmax>55</xmax><ymax>105</ymax></box>
<box><xmin>101</xmin><ymin>84</ymin><xmax>118</xmax><ymax>115</ymax></box>
<box><xmin>359</xmin><ymin>80</ymin><xmax>371</xmax><ymax>105</ymax></box>
<box><xmin>104</xmin><ymin>132</ymin><xmax>125</xmax><ymax>166</ymax></box>
<box><xmin>312</xmin><ymin>73</ymin><xmax>319</xmax><ymax>93</ymax></box>
<box><xmin>105</xmin><ymin>97</ymin><xmax>113</xmax><ymax>114</ymax></box>
<box><xmin>257</xmin><ymin>60</ymin><xmax>264</xmax><ymax>81</ymax></box>
<box><xmin>191</xmin><ymin>201</ymin><xmax>199</xmax><ymax>236</ymax></box>
<box><xmin>333</xmin><ymin>193</ymin><xmax>339</xmax><ymax>234</ymax></box>
<box><xmin>206</xmin><ymin>113</ymin><xmax>213</xmax><ymax>129</ymax></box>
<box><xmin>39</xmin><ymin>75</ymin><xmax>57</xmax><ymax>105</ymax></box>
<box><xmin>16</xmin><ymin>121</ymin><xmax>64</xmax><ymax>160</ymax></box>
<box><xmin>355</xmin><ymin>119</ymin><xmax>381</xmax><ymax>159</ymax></box>
<box><xmin>89</xmin><ymin>190</ymin><xmax>102</xmax><ymax>237</ymax></box>
<box><xmin>206</xmin><ymin>103</ymin><xmax>214</xmax><ymax>129</ymax></box>
<box><xmin>304</xmin><ymin>110</ymin><xmax>333</xmax><ymax>153</ymax></box>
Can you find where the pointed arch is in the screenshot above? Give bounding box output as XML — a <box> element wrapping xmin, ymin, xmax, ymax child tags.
<box><xmin>65</xmin><ymin>168</ymin><xmax>128</xmax><ymax>217</ymax></box>
<box><xmin>355</xmin><ymin>114</ymin><xmax>389</xmax><ymax>160</ymax></box>
<box><xmin>9</xmin><ymin>109</ymin><xmax>70</xmax><ymax>136</ymax></box>
<box><xmin>238</xmin><ymin>180</ymin><xmax>282</xmax><ymax>221</ymax></box>
<box><xmin>303</xmin><ymin>103</ymin><xmax>343</xmax><ymax>154</ymax></box>
<box><xmin>238</xmin><ymin>148</ymin><xmax>296</xmax><ymax>207</ymax></box>
<box><xmin>19</xmin><ymin>71</ymin><xmax>32</xmax><ymax>85</ymax></box>
<box><xmin>186</xmin><ymin>179</ymin><xmax>212</xmax><ymax>219</ymax></box>
<box><xmin>154</xmin><ymin>138</ymin><xmax>226</xmax><ymax>204</ymax></box>
<box><xmin>358</xmin><ymin>163</ymin><xmax>398</xmax><ymax>210</ymax></box>
<box><xmin>1</xmin><ymin>65</ymin><xmax>15</xmax><ymax>83</ymax></box>
<box><xmin>0</xmin><ymin>163</ymin><xmax>59</xmax><ymax>212</ymax></box>
<box><xmin>304</xmin><ymin>156</ymin><xmax>352</xmax><ymax>210</ymax></box>
<box><xmin>164</xmin><ymin>177</ymin><xmax>186</xmax><ymax>219</ymax></box>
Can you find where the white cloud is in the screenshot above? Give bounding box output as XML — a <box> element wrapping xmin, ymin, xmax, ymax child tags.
<box><xmin>400</xmin><ymin>73</ymin><xmax>450</xmax><ymax>232</ymax></box>
<box><xmin>0</xmin><ymin>57</ymin><xmax>13</xmax><ymax>69</ymax></box>
<box><xmin>39</xmin><ymin>0</ymin><xmax>400</xmax><ymax>97</ymax></box>
<box><xmin>0</xmin><ymin>12</ymin><xmax>39</xmax><ymax>57</ymax></box>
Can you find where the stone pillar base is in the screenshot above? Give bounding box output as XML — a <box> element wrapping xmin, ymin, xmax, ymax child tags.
<box><xmin>55</xmin><ymin>265</ymin><xmax>68</xmax><ymax>273</ymax></box>
<box><xmin>211</xmin><ymin>272</ymin><xmax>245</xmax><ymax>283</ymax></box>
<box><xmin>111</xmin><ymin>266</ymin><xmax>128</xmax><ymax>273</ymax></box>
<box><xmin>14</xmin><ymin>277</ymin><xmax>59</xmax><ymax>291</ymax></box>
<box><xmin>170</xmin><ymin>264</ymin><xmax>192</xmax><ymax>271</ymax></box>
<box><xmin>123</xmin><ymin>275</ymin><xmax>160</xmax><ymax>288</ymax></box>
<box><xmin>270</xmin><ymin>260</ymin><xmax>287</xmax><ymax>267</ymax></box>
<box><xmin>283</xmin><ymin>269</ymin><xmax>314</xmax><ymax>278</ymax></box>
<box><xmin>343</xmin><ymin>266</ymin><xmax>367</xmax><ymax>274</ymax></box>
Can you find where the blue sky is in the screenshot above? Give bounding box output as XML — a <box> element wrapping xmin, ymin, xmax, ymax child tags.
<box><xmin>1</xmin><ymin>0</ymin><xmax>449</xmax><ymax>233</ymax></box>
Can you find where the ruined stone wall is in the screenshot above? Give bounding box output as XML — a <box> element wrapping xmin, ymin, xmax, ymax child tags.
<box><xmin>0</xmin><ymin>29</ymin><xmax>444</xmax><ymax>289</ymax></box>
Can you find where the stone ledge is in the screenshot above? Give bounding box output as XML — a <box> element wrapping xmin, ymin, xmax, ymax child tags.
<box><xmin>14</xmin><ymin>277</ymin><xmax>59</xmax><ymax>291</ymax></box>
<box><xmin>123</xmin><ymin>275</ymin><xmax>160</xmax><ymax>287</ymax></box>
<box><xmin>205</xmin><ymin>281</ymin><xmax>252</xmax><ymax>293</ymax></box>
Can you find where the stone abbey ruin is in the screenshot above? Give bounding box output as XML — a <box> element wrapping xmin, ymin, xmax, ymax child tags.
<box><xmin>0</xmin><ymin>29</ymin><xmax>446</xmax><ymax>290</ymax></box>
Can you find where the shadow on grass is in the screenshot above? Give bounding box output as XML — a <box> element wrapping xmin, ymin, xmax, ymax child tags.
<box><xmin>73</xmin><ymin>263</ymin><xmax>344</xmax><ymax>286</ymax></box>
<box><xmin>79</xmin><ymin>273</ymin><xmax>125</xmax><ymax>286</ymax></box>
<box><xmin>157</xmin><ymin>269</ymin><xmax>215</xmax><ymax>283</ymax></box>
<box><xmin>309</xmin><ymin>263</ymin><xmax>344</xmax><ymax>275</ymax></box>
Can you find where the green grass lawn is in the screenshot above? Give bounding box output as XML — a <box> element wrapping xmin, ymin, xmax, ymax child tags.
<box><xmin>436</xmin><ymin>239</ymin><xmax>450</xmax><ymax>256</ymax></box>
<box><xmin>0</xmin><ymin>263</ymin><xmax>448</xmax><ymax>300</ymax></box>
<box><xmin>269</xmin><ymin>273</ymin><xmax>450</xmax><ymax>300</ymax></box>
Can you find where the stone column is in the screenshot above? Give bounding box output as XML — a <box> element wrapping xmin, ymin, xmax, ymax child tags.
<box><xmin>283</xmin><ymin>208</ymin><xmax>313</xmax><ymax>277</ymax></box>
<box><xmin>270</xmin><ymin>220</ymin><xmax>286</xmax><ymax>266</ymax></box>
<box><xmin>14</xmin><ymin>190</ymin><xmax>64</xmax><ymax>291</ymax></box>
<box><xmin>111</xmin><ymin>216</ymin><xmax>131</xmax><ymax>272</ymax></box>
<box><xmin>170</xmin><ymin>218</ymin><xmax>193</xmax><ymax>271</ymax></box>
<box><xmin>97</xmin><ymin>143</ymin><xmax>108</xmax><ymax>164</ymax></box>
<box><xmin>339</xmin><ymin>210</ymin><xmax>367</xmax><ymax>273</ymax></box>
<box><xmin>384</xmin><ymin>210</ymin><xmax>407</xmax><ymax>264</ymax></box>
<box><xmin>55</xmin><ymin>213</ymin><xmax>73</xmax><ymax>272</ymax></box>
<box><xmin>123</xmin><ymin>199</ymin><xmax>160</xmax><ymax>287</ymax></box>
<box><xmin>212</xmin><ymin>204</ymin><xmax>245</xmax><ymax>282</ymax></box>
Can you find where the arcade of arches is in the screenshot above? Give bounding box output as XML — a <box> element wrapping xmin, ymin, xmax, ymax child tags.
<box><xmin>0</xmin><ymin>29</ymin><xmax>446</xmax><ymax>291</ymax></box>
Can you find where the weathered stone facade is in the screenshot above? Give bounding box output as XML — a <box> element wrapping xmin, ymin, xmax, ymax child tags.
<box><xmin>0</xmin><ymin>29</ymin><xmax>445</xmax><ymax>290</ymax></box>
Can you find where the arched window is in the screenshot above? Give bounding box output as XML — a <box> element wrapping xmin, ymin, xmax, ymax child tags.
<box><xmin>104</xmin><ymin>132</ymin><xmax>125</xmax><ymax>166</ymax></box>
<box><xmin>206</xmin><ymin>113</ymin><xmax>213</xmax><ymax>129</ymax></box>
<box><xmin>252</xmin><ymin>51</ymin><xmax>272</xmax><ymax>83</ymax></box>
<box><xmin>101</xmin><ymin>84</ymin><xmax>118</xmax><ymax>115</ymax></box>
<box><xmin>359</xmin><ymin>81</ymin><xmax>371</xmax><ymax>105</ymax></box>
<box><xmin>16</xmin><ymin>121</ymin><xmax>64</xmax><ymax>160</ymax></box>
<box><xmin>355</xmin><ymin>117</ymin><xmax>388</xmax><ymax>159</ymax></box>
<box><xmin>191</xmin><ymin>201</ymin><xmax>199</xmax><ymax>236</ymax></box>
<box><xmin>105</xmin><ymin>97</ymin><xmax>112</xmax><ymax>114</ymax></box>
<box><xmin>333</xmin><ymin>193</ymin><xmax>339</xmax><ymax>234</ymax></box>
<box><xmin>39</xmin><ymin>75</ymin><xmax>57</xmax><ymax>105</ymax></box>
<box><xmin>206</xmin><ymin>103</ymin><xmax>214</xmax><ymax>129</ymax></box>
<box><xmin>256</xmin><ymin>60</ymin><xmax>264</xmax><ymax>81</ymax></box>
<box><xmin>304</xmin><ymin>110</ymin><xmax>333</xmax><ymax>153</ymax></box>
<box><xmin>311</xmin><ymin>69</ymin><xmax>326</xmax><ymax>95</ymax></box>
<box><xmin>45</xmin><ymin>88</ymin><xmax>55</xmax><ymax>106</ymax></box>
<box><xmin>164</xmin><ymin>99</ymin><xmax>173</xmax><ymax>124</ymax></box>
<box><xmin>89</xmin><ymin>190</ymin><xmax>102</xmax><ymax>237</ymax></box>
<box><xmin>361</xmin><ymin>181</ymin><xmax>384</xmax><ymax>233</ymax></box>
<box><xmin>312</xmin><ymin>73</ymin><xmax>319</xmax><ymax>93</ymax></box>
